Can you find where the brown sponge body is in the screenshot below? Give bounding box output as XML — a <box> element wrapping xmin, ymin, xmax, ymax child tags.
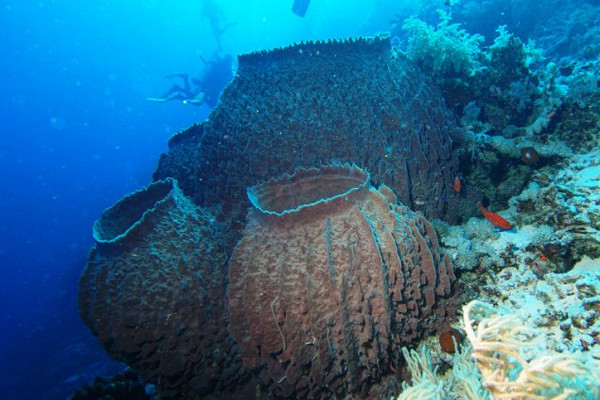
<box><xmin>80</xmin><ymin>35</ymin><xmax>464</xmax><ymax>399</ymax></box>
<box><xmin>154</xmin><ymin>34</ymin><xmax>460</xmax><ymax>232</ymax></box>
<box><xmin>78</xmin><ymin>178</ymin><xmax>247</xmax><ymax>399</ymax></box>
<box><xmin>227</xmin><ymin>165</ymin><xmax>456</xmax><ymax>398</ymax></box>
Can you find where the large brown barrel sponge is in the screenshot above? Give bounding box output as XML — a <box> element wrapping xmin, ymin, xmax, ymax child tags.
<box><xmin>78</xmin><ymin>178</ymin><xmax>248</xmax><ymax>399</ymax></box>
<box><xmin>154</xmin><ymin>34</ymin><xmax>462</xmax><ymax>233</ymax></box>
<box><xmin>227</xmin><ymin>164</ymin><xmax>457</xmax><ymax>399</ymax></box>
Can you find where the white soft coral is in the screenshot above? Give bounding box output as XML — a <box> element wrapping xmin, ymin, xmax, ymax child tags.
<box><xmin>462</xmin><ymin>300</ymin><xmax>599</xmax><ymax>399</ymax></box>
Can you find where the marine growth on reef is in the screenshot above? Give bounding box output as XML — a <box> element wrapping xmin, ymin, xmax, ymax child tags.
<box><xmin>77</xmin><ymin>15</ymin><xmax>600</xmax><ymax>397</ymax></box>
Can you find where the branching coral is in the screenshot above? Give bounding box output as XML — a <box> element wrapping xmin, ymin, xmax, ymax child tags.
<box><xmin>396</xmin><ymin>299</ymin><xmax>599</xmax><ymax>399</ymax></box>
<box><xmin>462</xmin><ymin>300</ymin><xmax>599</xmax><ymax>399</ymax></box>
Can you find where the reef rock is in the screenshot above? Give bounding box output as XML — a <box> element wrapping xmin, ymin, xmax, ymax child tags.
<box><xmin>227</xmin><ymin>164</ymin><xmax>457</xmax><ymax>398</ymax></box>
<box><xmin>78</xmin><ymin>178</ymin><xmax>248</xmax><ymax>399</ymax></box>
<box><xmin>154</xmin><ymin>34</ymin><xmax>460</xmax><ymax>232</ymax></box>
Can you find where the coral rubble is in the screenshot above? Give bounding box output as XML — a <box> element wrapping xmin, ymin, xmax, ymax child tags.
<box><xmin>514</xmin><ymin>150</ymin><xmax>600</xmax><ymax>261</ymax></box>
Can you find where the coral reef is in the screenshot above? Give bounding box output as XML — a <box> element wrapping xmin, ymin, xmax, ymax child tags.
<box><xmin>154</xmin><ymin>34</ymin><xmax>462</xmax><ymax>232</ymax></box>
<box><xmin>547</xmin><ymin>58</ymin><xmax>600</xmax><ymax>152</ymax></box>
<box><xmin>513</xmin><ymin>150</ymin><xmax>600</xmax><ymax>261</ymax></box>
<box><xmin>78</xmin><ymin>18</ymin><xmax>600</xmax><ymax>398</ymax></box>
<box><xmin>534</xmin><ymin>3</ymin><xmax>600</xmax><ymax>61</ymax></box>
<box><xmin>400</xmin><ymin>13</ymin><xmax>557</xmax><ymax>218</ymax></box>
<box><xmin>402</xmin><ymin>9</ymin><xmax>484</xmax><ymax>79</ymax></box>
<box><xmin>395</xmin><ymin>291</ymin><xmax>600</xmax><ymax>400</ymax></box>
<box><xmin>78</xmin><ymin>178</ymin><xmax>249</xmax><ymax>399</ymax></box>
<box><xmin>227</xmin><ymin>164</ymin><xmax>457</xmax><ymax>398</ymax></box>
<box><xmin>463</xmin><ymin>300</ymin><xmax>599</xmax><ymax>399</ymax></box>
<box><xmin>405</xmin><ymin>154</ymin><xmax>600</xmax><ymax>399</ymax></box>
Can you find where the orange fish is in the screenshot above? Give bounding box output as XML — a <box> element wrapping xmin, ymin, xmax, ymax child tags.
<box><xmin>453</xmin><ymin>176</ymin><xmax>461</xmax><ymax>193</ymax></box>
<box><xmin>478</xmin><ymin>204</ymin><xmax>513</xmax><ymax>230</ymax></box>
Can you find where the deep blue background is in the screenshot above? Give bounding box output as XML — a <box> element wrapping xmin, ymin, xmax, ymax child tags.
<box><xmin>0</xmin><ymin>1</ymin><xmax>402</xmax><ymax>398</ymax></box>
<box><xmin>0</xmin><ymin>2</ymin><xmax>212</xmax><ymax>398</ymax></box>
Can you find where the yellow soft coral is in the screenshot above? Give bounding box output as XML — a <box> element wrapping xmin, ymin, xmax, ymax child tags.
<box><xmin>462</xmin><ymin>300</ymin><xmax>597</xmax><ymax>399</ymax></box>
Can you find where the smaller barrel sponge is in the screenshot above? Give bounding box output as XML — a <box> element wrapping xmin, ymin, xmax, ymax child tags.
<box><xmin>227</xmin><ymin>164</ymin><xmax>457</xmax><ymax>399</ymax></box>
<box><xmin>78</xmin><ymin>178</ymin><xmax>248</xmax><ymax>399</ymax></box>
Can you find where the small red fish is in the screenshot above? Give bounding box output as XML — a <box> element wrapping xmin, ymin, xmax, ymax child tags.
<box><xmin>453</xmin><ymin>176</ymin><xmax>461</xmax><ymax>193</ymax></box>
<box><xmin>478</xmin><ymin>204</ymin><xmax>513</xmax><ymax>230</ymax></box>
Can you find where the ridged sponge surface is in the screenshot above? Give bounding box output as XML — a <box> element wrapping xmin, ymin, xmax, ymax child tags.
<box><xmin>154</xmin><ymin>34</ymin><xmax>460</xmax><ymax>230</ymax></box>
<box><xmin>79</xmin><ymin>178</ymin><xmax>247</xmax><ymax>399</ymax></box>
<box><xmin>227</xmin><ymin>165</ymin><xmax>457</xmax><ymax>398</ymax></box>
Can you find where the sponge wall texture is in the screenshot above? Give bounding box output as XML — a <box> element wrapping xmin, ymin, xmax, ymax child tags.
<box><xmin>79</xmin><ymin>178</ymin><xmax>248</xmax><ymax>399</ymax></box>
<box><xmin>154</xmin><ymin>35</ymin><xmax>460</xmax><ymax>233</ymax></box>
<box><xmin>227</xmin><ymin>165</ymin><xmax>457</xmax><ymax>398</ymax></box>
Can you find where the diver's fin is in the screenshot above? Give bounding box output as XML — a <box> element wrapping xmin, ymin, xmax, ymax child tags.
<box><xmin>185</xmin><ymin>92</ymin><xmax>206</xmax><ymax>105</ymax></box>
<box><xmin>292</xmin><ymin>0</ymin><xmax>310</xmax><ymax>17</ymax></box>
<box><xmin>184</xmin><ymin>99</ymin><xmax>204</xmax><ymax>105</ymax></box>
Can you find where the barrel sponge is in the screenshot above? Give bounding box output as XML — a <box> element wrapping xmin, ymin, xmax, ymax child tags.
<box><xmin>227</xmin><ymin>164</ymin><xmax>457</xmax><ymax>399</ymax></box>
<box><xmin>154</xmin><ymin>34</ymin><xmax>462</xmax><ymax>231</ymax></box>
<box><xmin>78</xmin><ymin>178</ymin><xmax>248</xmax><ymax>399</ymax></box>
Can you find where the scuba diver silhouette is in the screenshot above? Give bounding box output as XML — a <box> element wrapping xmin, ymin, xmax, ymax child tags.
<box><xmin>201</xmin><ymin>0</ymin><xmax>237</xmax><ymax>51</ymax></box>
<box><xmin>147</xmin><ymin>53</ymin><xmax>234</xmax><ymax>107</ymax></box>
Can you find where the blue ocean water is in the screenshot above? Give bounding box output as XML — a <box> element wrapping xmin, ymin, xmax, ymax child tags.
<box><xmin>2</xmin><ymin>0</ymin><xmax>599</xmax><ymax>399</ymax></box>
